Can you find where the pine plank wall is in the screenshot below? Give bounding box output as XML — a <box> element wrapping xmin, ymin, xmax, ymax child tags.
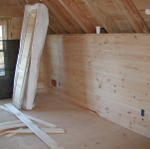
<box><xmin>40</xmin><ymin>34</ymin><xmax>150</xmax><ymax>138</ymax></box>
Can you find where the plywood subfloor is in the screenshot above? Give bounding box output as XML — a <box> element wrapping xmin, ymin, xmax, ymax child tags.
<box><xmin>0</xmin><ymin>91</ymin><xmax>150</xmax><ymax>149</ymax></box>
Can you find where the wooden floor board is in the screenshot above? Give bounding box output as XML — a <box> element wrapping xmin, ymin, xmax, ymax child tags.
<box><xmin>0</xmin><ymin>91</ymin><xmax>149</xmax><ymax>149</ymax></box>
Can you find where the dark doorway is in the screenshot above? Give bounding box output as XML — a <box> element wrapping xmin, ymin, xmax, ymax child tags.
<box><xmin>0</xmin><ymin>40</ymin><xmax>19</xmax><ymax>99</ymax></box>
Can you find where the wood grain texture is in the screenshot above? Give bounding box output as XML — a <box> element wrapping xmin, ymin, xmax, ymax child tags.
<box><xmin>1</xmin><ymin>93</ymin><xmax>150</xmax><ymax>149</ymax></box>
<box><xmin>5</xmin><ymin>103</ymin><xmax>64</xmax><ymax>149</ymax></box>
<box><xmin>43</xmin><ymin>0</ymin><xmax>84</xmax><ymax>33</ymax></box>
<box><xmin>1</xmin><ymin>0</ymin><xmax>150</xmax><ymax>33</ymax></box>
<box><xmin>7</xmin><ymin>17</ymin><xmax>23</xmax><ymax>40</ymax></box>
<box><xmin>0</xmin><ymin>123</ymin><xmax>25</xmax><ymax>132</ymax></box>
<box><xmin>44</xmin><ymin>34</ymin><xmax>150</xmax><ymax>138</ymax></box>
<box><xmin>1</xmin><ymin>128</ymin><xmax>65</xmax><ymax>136</ymax></box>
<box><xmin>115</xmin><ymin>0</ymin><xmax>149</xmax><ymax>33</ymax></box>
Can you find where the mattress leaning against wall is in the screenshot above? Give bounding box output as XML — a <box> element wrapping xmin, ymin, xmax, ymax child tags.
<box><xmin>12</xmin><ymin>3</ymin><xmax>49</xmax><ymax>110</ymax></box>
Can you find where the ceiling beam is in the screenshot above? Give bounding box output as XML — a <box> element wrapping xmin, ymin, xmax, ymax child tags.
<box><xmin>116</xmin><ymin>0</ymin><xmax>149</xmax><ymax>33</ymax></box>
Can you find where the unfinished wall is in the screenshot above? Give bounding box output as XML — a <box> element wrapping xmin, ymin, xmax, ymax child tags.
<box><xmin>0</xmin><ymin>17</ymin><xmax>22</xmax><ymax>40</ymax></box>
<box><xmin>44</xmin><ymin>34</ymin><xmax>150</xmax><ymax>138</ymax></box>
<box><xmin>7</xmin><ymin>17</ymin><xmax>23</xmax><ymax>40</ymax></box>
<box><xmin>39</xmin><ymin>44</ymin><xmax>51</xmax><ymax>90</ymax></box>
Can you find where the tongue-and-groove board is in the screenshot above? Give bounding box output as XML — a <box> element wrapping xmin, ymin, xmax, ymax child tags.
<box><xmin>13</xmin><ymin>3</ymin><xmax>49</xmax><ymax>109</ymax></box>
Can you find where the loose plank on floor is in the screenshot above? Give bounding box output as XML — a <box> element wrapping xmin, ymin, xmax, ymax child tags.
<box><xmin>5</xmin><ymin>104</ymin><xmax>64</xmax><ymax>149</ymax></box>
<box><xmin>0</xmin><ymin>105</ymin><xmax>57</xmax><ymax>128</ymax></box>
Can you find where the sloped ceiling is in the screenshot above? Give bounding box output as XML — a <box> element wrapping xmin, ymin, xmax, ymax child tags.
<box><xmin>1</xmin><ymin>0</ymin><xmax>150</xmax><ymax>33</ymax></box>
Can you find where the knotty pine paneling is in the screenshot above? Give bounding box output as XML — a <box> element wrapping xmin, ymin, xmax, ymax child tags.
<box><xmin>42</xmin><ymin>34</ymin><xmax>150</xmax><ymax>138</ymax></box>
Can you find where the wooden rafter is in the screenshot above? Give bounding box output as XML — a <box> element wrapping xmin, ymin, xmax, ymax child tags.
<box><xmin>25</xmin><ymin>0</ymin><xmax>68</xmax><ymax>33</ymax></box>
<box><xmin>48</xmin><ymin>12</ymin><xmax>68</xmax><ymax>34</ymax></box>
<box><xmin>42</xmin><ymin>0</ymin><xmax>83</xmax><ymax>33</ymax></box>
<box><xmin>57</xmin><ymin>0</ymin><xmax>95</xmax><ymax>33</ymax></box>
<box><xmin>116</xmin><ymin>0</ymin><xmax>149</xmax><ymax>33</ymax></box>
<box><xmin>82</xmin><ymin>0</ymin><xmax>114</xmax><ymax>33</ymax></box>
<box><xmin>1</xmin><ymin>0</ymin><xmax>150</xmax><ymax>33</ymax></box>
